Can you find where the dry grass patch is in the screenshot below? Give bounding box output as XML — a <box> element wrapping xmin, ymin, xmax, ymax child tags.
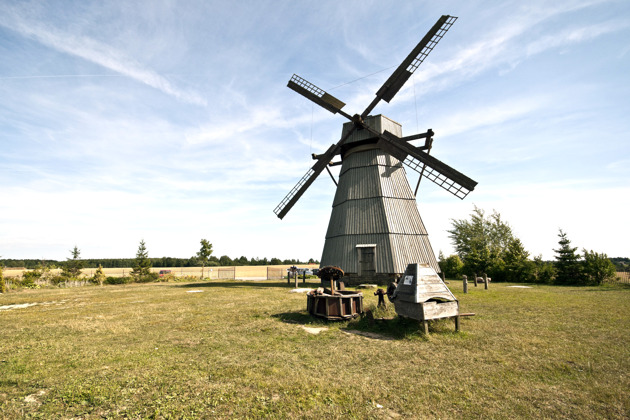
<box><xmin>0</xmin><ymin>280</ymin><xmax>628</xmax><ymax>418</ymax></box>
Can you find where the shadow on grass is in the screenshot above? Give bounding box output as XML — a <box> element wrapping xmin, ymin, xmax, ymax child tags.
<box><xmin>272</xmin><ymin>311</ymin><xmax>322</xmax><ymax>326</ymax></box>
<box><xmin>344</xmin><ymin>313</ymin><xmax>431</xmax><ymax>340</ymax></box>
<box><xmin>272</xmin><ymin>308</ymin><xmax>459</xmax><ymax>341</ymax></box>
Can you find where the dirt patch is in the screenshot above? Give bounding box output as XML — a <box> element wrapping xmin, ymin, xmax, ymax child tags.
<box><xmin>301</xmin><ymin>326</ymin><xmax>328</xmax><ymax>335</ymax></box>
<box><xmin>24</xmin><ymin>390</ymin><xmax>46</xmax><ymax>405</ymax></box>
<box><xmin>342</xmin><ymin>329</ymin><xmax>393</xmax><ymax>341</ymax></box>
<box><xmin>0</xmin><ymin>303</ymin><xmax>38</xmax><ymax>311</ymax></box>
<box><xmin>0</xmin><ymin>300</ymin><xmax>69</xmax><ymax>311</ymax></box>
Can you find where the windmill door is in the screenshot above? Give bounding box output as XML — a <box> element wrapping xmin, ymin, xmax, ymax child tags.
<box><xmin>358</xmin><ymin>246</ymin><xmax>376</xmax><ymax>277</ymax></box>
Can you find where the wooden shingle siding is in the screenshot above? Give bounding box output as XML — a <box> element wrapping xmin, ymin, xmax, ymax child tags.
<box><xmin>321</xmin><ymin>115</ymin><xmax>440</xmax><ymax>275</ymax></box>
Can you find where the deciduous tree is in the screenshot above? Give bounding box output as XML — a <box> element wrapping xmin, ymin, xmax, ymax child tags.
<box><xmin>196</xmin><ymin>239</ymin><xmax>213</xmax><ymax>279</ymax></box>
<box><xmin>219</xmin><ymin>255</ymin><xmax>233</xmax><ymax>266</ymax></box>
<box><xmin>582</xmin><ymin>249</ymin><xmax>616</xmax><ymax>285</ymax></box>
<box><xmin>448</xmin><ymin>206</ymin><xmax>541</xmax><ymax>282</ymax></box>
<box><xmin>502</xmin><ymin>238</ymin><xmax>535</xmax><ymax>283</ymax></box>
<box><xmin>448</xmin><ymin>206</ymin><xmax>515</xmax><ymax>278</ymax></box>
<box><xmin>448</xmin><ymin>206</ymin><xmax>514</xmax><ymax>262</ymax></box>
<box><xmin>438</xmin><ymin>251</ymin><xmax>464</xmax><ymax>279</ymax></box>
<box><xmin>533</xmin><ymin>255</ymin><xmax>555</xmax><ymax>284</ymax></box>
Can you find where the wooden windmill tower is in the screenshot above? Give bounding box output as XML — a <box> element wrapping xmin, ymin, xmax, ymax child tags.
<box><xmin>274</xmin><ymin>15</ymin><xmax>477</xmax><ymax>283</ymax></box>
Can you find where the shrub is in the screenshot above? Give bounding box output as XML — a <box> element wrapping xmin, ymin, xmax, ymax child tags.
<box><xmin>533</xmin><ymin>256</ymin><xmax>555</xmax><ymax>284</ymax></box>
<box><xmin>135</xmin><ymin>272</ymin><xmax>159</xmax><ymax>283</ymax></box>
<box><xmin>49</xmin><ymin>275</ymin><xmax>67</xmax><ymax>286</ymax></box>
<box><xmin>91</xmin><ymin>265</ymin><xmax>107</xmax><ymax>286</ymax></box>
<box><xmin>21</xmin><ymin>270</ymin><xmax>42</xmax><ymax>288</ymax></box>
<box><xmin>159</xmin><ymin>273</ymin><xmax>177</xmax><ymax>282</ymax></box>
<box><xmin>0</xmin><ymin>266</ymin><xmax>6</xmax><ymax>293</ymax></box>
<box><xmin>439</xmin><ymin>254</ymin><xmax>464</xmax><ymax>279</ymax></box>
<box><xmin>105</xmin><ymin>276</ymin><xmax>132</xmax><ymax>285</ymax></box>
<box><xmin>582</xmin><ymin>249</ymin><xmax>616</xmax><ymax>285</ymax></box>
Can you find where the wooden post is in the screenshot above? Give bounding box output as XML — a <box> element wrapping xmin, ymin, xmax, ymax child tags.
<box><xmin>287</xmin><ymin>272</ymin><xmax>290</xmax><ymax>284</ymax></box>
<box><xmin>295</xmin><ymin>272</ymin><xmax>298</xmax><ymax>288</ymax></box>
<box><xmin>483</xmin><ymin>273</ymin><xmax>488</xmax><ymax>290</ymax></box>
<box><xmin>473</xmin><ymin>272</ymin><xmax>478</xmax><ymax>287</ymax></box>
<box><xmin>455</xmin><ymin>316</ymin><xmax>460</xmax><ymax>332</ymax></box>
<box><xmin>422</xmin><ymin>320</ymin><xmax>429</xmax><ymax>335</ymax></box>
<box><xmin>463</xmin><ymin>275</ymin><xmax>468</xmax><ymax>294</ymax></box>
<box><xmin>302</xmin><ymin>271</ymin><xmax>306</xmax><ymax>284</ymax></box>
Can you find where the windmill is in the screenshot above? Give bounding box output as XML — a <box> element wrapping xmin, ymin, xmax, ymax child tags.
<box><xmin>274</xmin><ymin>15</ymin><xmax>477</xmax><ymax>283</ymax></box>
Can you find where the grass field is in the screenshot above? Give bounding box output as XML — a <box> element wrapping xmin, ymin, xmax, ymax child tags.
<box><xmin>1</xmin><ymin>280</ymin><xmax>629</xmax><ymax>419</ymax></box>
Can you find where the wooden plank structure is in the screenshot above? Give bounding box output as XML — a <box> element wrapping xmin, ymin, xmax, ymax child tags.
<box><xmin>306</xmin><ymin>290</ymin><xmax>364</xmax><ymax>320</ymax></box>
<box><xmin>320</xmin><ymin>115</ymin><xmax>440</xmax><ymax>282</ymax></box>
<box><xmin>306</xmin><ymin>265</ymin><xmax>364</xmax><ymax>321</ymax></box>
<box><xmin>274</xmin><ymin>15</ymin><xmax>477</xmax><ymax>286</ymax></box>
<box><xmin>389</xmin><ymin>263</ymin><xmax>460</xmax><ymax>333</ymax></box>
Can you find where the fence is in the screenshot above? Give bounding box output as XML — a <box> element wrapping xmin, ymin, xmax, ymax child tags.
<box><xmin>2</xmin><ymin>264</ymin><xmax>318</xmax><ymax>282</ymax></box>
<box><xmin>267</xmin><ymin>267</ymin><xmax>285</xmax><ymax>279</ymax></box>
<box><xmin>615</xmin><ymin>272</ymin><xmax>629</xmax><ymax>283</ymax></box>
<box><xmin>218</xmin><ymin>267</ymin><xmax>235</xmax><ymax>280</ymax></box>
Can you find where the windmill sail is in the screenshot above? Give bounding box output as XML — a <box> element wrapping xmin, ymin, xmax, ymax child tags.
<box><xmin>362</xmin><ymin>15</ymin><xmax>457</xmax><ymax>118</ymax></box>
<box><xmin>273</xmin><ymin>144</ymin><xmax>338</xmax><ymax>219</ymax></box>
<box><xmin>376</xmin><ymin>131</ymin><xmax>476</xmax><ymax>199</ymax></box>
<box><xmin>287</xmin><ymin>74</ymin><xmax>346</xmax><ymax>114</ymax></box>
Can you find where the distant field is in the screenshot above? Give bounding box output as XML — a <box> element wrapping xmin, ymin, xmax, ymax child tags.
<box><xmin>2</xmin><ymin>264</ymin><xmax>318</xmax><ymax>279</ymax></box>
<box><xmin>0</xmin><ymin>280</ymin><xmax>628</xmax><ymax>418</ymax></box>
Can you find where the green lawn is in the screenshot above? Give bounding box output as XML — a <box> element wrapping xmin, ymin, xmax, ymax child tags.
<box><xmin>1</xmin><ymin>280</ymin><xmax>628</xmax><ymax>419</ymax></box>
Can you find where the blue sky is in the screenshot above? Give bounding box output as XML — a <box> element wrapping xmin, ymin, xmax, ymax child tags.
<box><xmin>1</xmin><ymin>0</ymin><xmax>628</xmax><ymax>262</ymax></box>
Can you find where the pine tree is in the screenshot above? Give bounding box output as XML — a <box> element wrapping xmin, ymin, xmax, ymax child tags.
<box><xmin>553</xmin><ymin>230</ymin><xmax>581</xmax><ymax>285</ymax></box>
<box><xmin>62</xmin><ymin>246</ymin><xmax>83</xmax><ymax>279</ymax></box>
<box><xmin>131</xmin><ymin>240</ymin><xmax>152</xmax><ymax>282</ymax></box>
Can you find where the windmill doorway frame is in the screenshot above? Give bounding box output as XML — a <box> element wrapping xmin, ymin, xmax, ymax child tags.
<box><xmin>356</xmin><ymin>244</ymin><xmax>377</xmax><ymax>277</ymax></box>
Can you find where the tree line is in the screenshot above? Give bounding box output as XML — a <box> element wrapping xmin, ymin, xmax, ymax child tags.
<box><xmin>0</xmin><ymin>253</ymin><xmax>319</xmax><ymax>270</ymax></box>
<box><xmin>440</xmin><ymin>206</ymin><xmax>621</xmax><ymax>286</ymax></box>
<box><xmin>1</xmin><ymin>239</ymin><xmax>320</xmax><ymax>288</ymax></box>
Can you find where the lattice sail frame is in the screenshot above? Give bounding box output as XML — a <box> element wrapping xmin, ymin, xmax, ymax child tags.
<box><xmin>273</xmin><ymin>168</ymin><xmax>314</xmax><ymax>217</ymax></box>
<box><xmin>402</xmin><ymin>155</ymin><xmax>470</xmax><ymax>199</ymax></box>
<box><xmin>275</xmin><ymin>14</ymin><xmax>475</xmax><ymax>219</ymax></box>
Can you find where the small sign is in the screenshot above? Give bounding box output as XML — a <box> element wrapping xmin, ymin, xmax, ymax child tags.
<box><xmin>403</xmin><ymin>275</ymin><xmax>413</xmax><ymax>285</ymax></box>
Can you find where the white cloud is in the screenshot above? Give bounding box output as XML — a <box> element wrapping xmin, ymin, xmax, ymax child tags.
<box><xmin>526</xmin><ymin>19</ymin><xmax>630</xmax><ymax>56</ymax></box>
<box><xmin>0</xmin><ymin>5</ymin><xmax>207</xmax><ymax>106</ymax></box>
